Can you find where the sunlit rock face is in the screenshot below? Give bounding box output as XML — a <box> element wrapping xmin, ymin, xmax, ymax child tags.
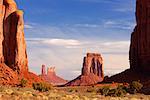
<box><xmin>0</xmin><ymin>0</ymin><xmax>43</xmax><ymax>85</ymax></box>
<box><xmin>66</xmin><ymin>53</ymin><xmax>104</xmax><ymax>86</ymax></box>
<box><xmin>129</xmin><ymin>0</ymin><xmax>150</xmax><ymax>73</ymax></box>
<box><xmin>82</xmin><ymin>53</ymin><xmax>104</xmax><ymax>77</ymax></box>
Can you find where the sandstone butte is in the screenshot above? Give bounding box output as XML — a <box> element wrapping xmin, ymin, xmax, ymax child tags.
<box><xmin>40</xmin><ymin>65</ymin><xmax>68</xmax><ymax>85</ymax></box>
<box><xmin>0</xmin><ymin>0</ymin><xmax>43</xmax><ymax>86</ymax></box>
<box><xmin>104</xmin><ymin>0</ymin><xmax>150</xmax><ymax>92</ymax></box>
<box><xmin>65</xmin><ymin>53</ymin><xmax>104</xmax><ymax>86</ymax></box>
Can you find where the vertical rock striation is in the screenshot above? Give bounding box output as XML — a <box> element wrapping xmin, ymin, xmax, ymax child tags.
<box><xmin>82</xmin><ymin>53</ymin><xmax>104</xmax><ymax>78</ymax></box>
<box><xmin>0</xmin><ymin>0</ymin><xmax>42</xmax><ymax>85</ymax></box>
<box><xmin>0</xmin><ymin>0</ymin><xmax>28</xmax><ymax>76</ymax></box>
<box><xmin>130</xmin><ymin>0</ymin><xmax>150</xmax><ymax>73</ymax></box>
<box><xmin>66</xmin><ymin>53</ymin><xmax>104</xmax><ymax>86</ymax></box>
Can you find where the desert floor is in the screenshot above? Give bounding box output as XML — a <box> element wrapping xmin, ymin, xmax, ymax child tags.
<box><xmin>0</xmin><ymin>85</ymin><xmax>149</xmax><ymax>100</ymax></box>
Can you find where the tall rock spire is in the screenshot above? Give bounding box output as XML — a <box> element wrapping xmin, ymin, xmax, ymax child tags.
<box><xmin>41</xmin><ymin>65</ymin><xmax>46</xmax><ymax>75</ymax></box>
<box><xmin>0</xmin><ymin>0</ymin><xmax>28</xmax><ymax>76</ymax></box>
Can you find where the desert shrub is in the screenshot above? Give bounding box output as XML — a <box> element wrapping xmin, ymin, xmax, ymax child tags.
<box><xmin>68</xmin><ymin>89</ymin><xmax>78</xmax><ymax>93</ymax></box>
<box><xmin>0</xmin><ymin>86</ymin><xmax>5</xmax><ymax>92</ymax></box>
<box><xmin>98</xmin><ymin>85</ymin><xmax>127</xmax><ymax>97</ymax></box>
<box><xmin>108</xmin><ymin>85</ymin><xmax>127</xmax><ymax>97</ymax></box>
<box><xmin>68</xmin><ymin>89</ymin><xmax>74</xmax><ymax>92</ymax></box>
<box><xmin>99</xmin><ymin>86</ymin><xmax>110</xmax><ymax>96</ymax></box>
<box><xmin>20</xmin><ymin>78</ymin><xmax>28</xmax><ymax>87</ymax></box>
<box><xmin>32</xmin><ymin>82</ymin><xmax>52</xmax><ymax>92</ymax></box>
<box><xmin>86</xmin><ymin>88</ymin><xmax>96</xmax><ymax>93</ymax></box>
<box><xmin>129</xmin><ymin>81</ymin><xmax>143</xmax><ymax>94</ymax></box>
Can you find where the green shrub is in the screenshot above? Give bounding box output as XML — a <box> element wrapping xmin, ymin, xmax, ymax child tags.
<box><xmin>109</xmin><ymin>85</ymin><xmax>127</xmax><ymax>97</ymax></box>
<box><xmin>129</xmin><ymin>81</ymin><xmax>143</xmax><ymax>94</ymax></box>
<box><xmin>99</xmin><ymin>86</ymin><xmax>110</xmax><ymax>96</ymax></box>
<box><xmin>20</xmin><ymin>78</ymin><xmax>28</xmax><ymax>87</ymax></box>
<box><xmin>99</xmin><ymin>85</ymin><xmax>127</xmax><ymax>97</ymax></box>
<box><xmin>32</xmin><ymin>82</ymin><xmax>52</xmax><ymax>92</ymax></box>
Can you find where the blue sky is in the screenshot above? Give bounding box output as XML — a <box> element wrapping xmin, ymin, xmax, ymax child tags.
<box><xmin>16</xmin><ymin>0</ymin><xmax>136</xmax><ymax>80</ymax></box>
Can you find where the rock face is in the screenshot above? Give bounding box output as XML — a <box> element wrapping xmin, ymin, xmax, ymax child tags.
<box><xmin>0</xmin><ymin>0</ymin><xmax>42</xmax><ymax>85</ymax></box>
<box><xmin>0</xmin><ymin>0</ymin><xmax>28</xmax><ymax>76</ymax></box>
<box><xmin>66</xmin><ymin>53</ymin><xmax>104</xmax><ymax>86</ymax></box>
<box><xmin>104</xmin><ymin>1</ymin><xmax>150</xmax><ymax>92</ymax></box>
<box><xmin>41</xmin><ymin>65</ymin><xmax>46</xmax><ymax>75</ymax></box>
<box><xmin>129</xmin><ymin>0</ymin><xmax>150</xmax><ymax>73</ymax></box>
<box><xmin>41</xmin><ymin>65</ymin><xmax>68</xmax><ymax>85</ymax></box>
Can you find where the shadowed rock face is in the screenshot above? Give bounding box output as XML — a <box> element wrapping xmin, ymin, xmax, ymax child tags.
<box><xmin>105</xmin><ymin>0</ymin><xmax>150</xmax><ymax>93</ymax></box>
<box><xmin>66</xmin><ymin>53</ymin><xmax>104</xmax><ymax>86</ymax></box>
<box><xmin>41</xmin><ymin>65</ymin><xmax>68</xmax><ymax>85</ymax></box>
<box><xmin>130</xmin><ymin>0</ymin><xmax>150</xmax><ymax>73</ymax></box>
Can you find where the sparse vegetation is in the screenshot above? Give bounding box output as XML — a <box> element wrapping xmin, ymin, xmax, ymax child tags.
<box><xmin>32</xmin><ymin>82</ymin><xmax>52</xmax><ymax>92</ymax></box>
<box><xmin>86</xmin><ymin>88</ymin><xmax>96</xmax><ymax>93</ymax></box>
<box><xmin>108</xmin><ymin>85</ymin><xmax>127</xmax><ymax>97</ymax></box>
<box><xmin>20</xmin><ymin>78</ymin><xmax>28</xmax><ymax>87</ymax></box>
<box><xmin>98</xmin><ymin>81</ymin><xmax>143</xmax><ymax>97</ymax></box>
<box><xmin>68</xmin><ymin>89</ymin><xmax>78</xmax><ymax>93</ymax></box>
<box><xmin>0</xmin><ymin>85</ymin><xmax>148</xmax><ymax>100</ymax></box>
<box><xmin>99</xmin><ymin>85</ymin><xmax>127</xmax><ymax>97</ymax></box>
<box><xmin>99</xmin><ymin>86</ymin><xmax>110</xmax><ymax>96</ymax></box>
<box><xmin>128</xmin><ymin>81</ymin><xmax>143</xmax><ymax>94</ymax></box>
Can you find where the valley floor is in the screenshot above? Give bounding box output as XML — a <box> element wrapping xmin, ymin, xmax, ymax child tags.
<box><xmin>0</xmin><ymin>86</ymin><xmax>149</xmax><ymax>100</ymax></box>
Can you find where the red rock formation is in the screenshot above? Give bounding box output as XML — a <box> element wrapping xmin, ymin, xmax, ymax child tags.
<box><xmin>66</xmin><ymin>53</ymin><xmax>104</xmax><ymax>86</ymax></box>
<box><xmin>0</xmin><ymin>0</ymin><xmax>42</xmax><ymax>86</ymax></box>
<box><xmin>41</xmin><ymin>65</ymin><xmax>46</xmax><ymax>75</ymax></box>
<box><xmin>129</xmin><ymin>0</ymin><xmax>150</xmax><ymax>73</ymax></box>
<box><xmin>104</xmin><ymin>1</ymin><xmax>150</xmax><ymax>93</ymax></box>
<box><xmin>41</xmin><ymin>65</ymin><xmax>68</xmax><ymax>85</ymax></box>
<box><xmin>0</xmin><ymin>0</ymin><xmax>28</xmax><ymax>76</ymax></box>
<box><xmin>0</xmin><ymin>63</ymin><xmax>19</xmax><ymax>85</ymax></box>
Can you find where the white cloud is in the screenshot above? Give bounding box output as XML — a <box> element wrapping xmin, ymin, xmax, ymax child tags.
<box><xmin>26</xmin><ymin>38</ymin><xmax>82</xmax><ymax>47</ymax></box>
<box><xmin>73</xmin><ymin>24</ymin><xmax>100</xmax><ymax>28</ymax></box>
<box><xmin>24</xmin><ymin>24</ymin><xmax>34</xmax><ymax>29</ymax></box>
<box><xmin>42</xmin><ymin>39</ymin><xmax>81</xmax><ymax>46</ymax></box>
<box><xmin>27</xmin><ymin>38</ymin><xmax>130</xmax><ymax>80</ymax></box>
<box><xmin>78</xmin><ymin>0</ymin><xmax>114</xmax><ymax>3</ymax></box>
<box><xmin>104</xmin><ymin>20</ymin><xmax>136</xmax><ymax>30</ymax></box>
<box><xmin>114</xmin><ymin>8</ymin><xmax>134</xmax><ymax>12</ymax></box>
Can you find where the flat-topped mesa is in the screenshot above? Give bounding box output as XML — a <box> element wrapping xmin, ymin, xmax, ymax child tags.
<box><xmin>65</xmin><ymin>53</ymin><xmax>104</xmax><ymax>86</ymax></box>
<box><xmin>82</xmin><ymin>53</ymin><xmax>104</xmax><ymax>78</ymax></box>
<box><xmin>129</xmin><ymin>0</ymin><xmax>150</xmax><ymax>73</ymax></box>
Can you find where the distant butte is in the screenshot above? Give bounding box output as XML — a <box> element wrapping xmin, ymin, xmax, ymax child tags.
<box><xmin>41</xmin><ymin>65</ymin><xmax>68</xmax><ymax>85</ymax></box>
<box><xmin>65</xmin><ymin>53</ymin><xmax>104</xmax><ymax>86</ymax></box>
